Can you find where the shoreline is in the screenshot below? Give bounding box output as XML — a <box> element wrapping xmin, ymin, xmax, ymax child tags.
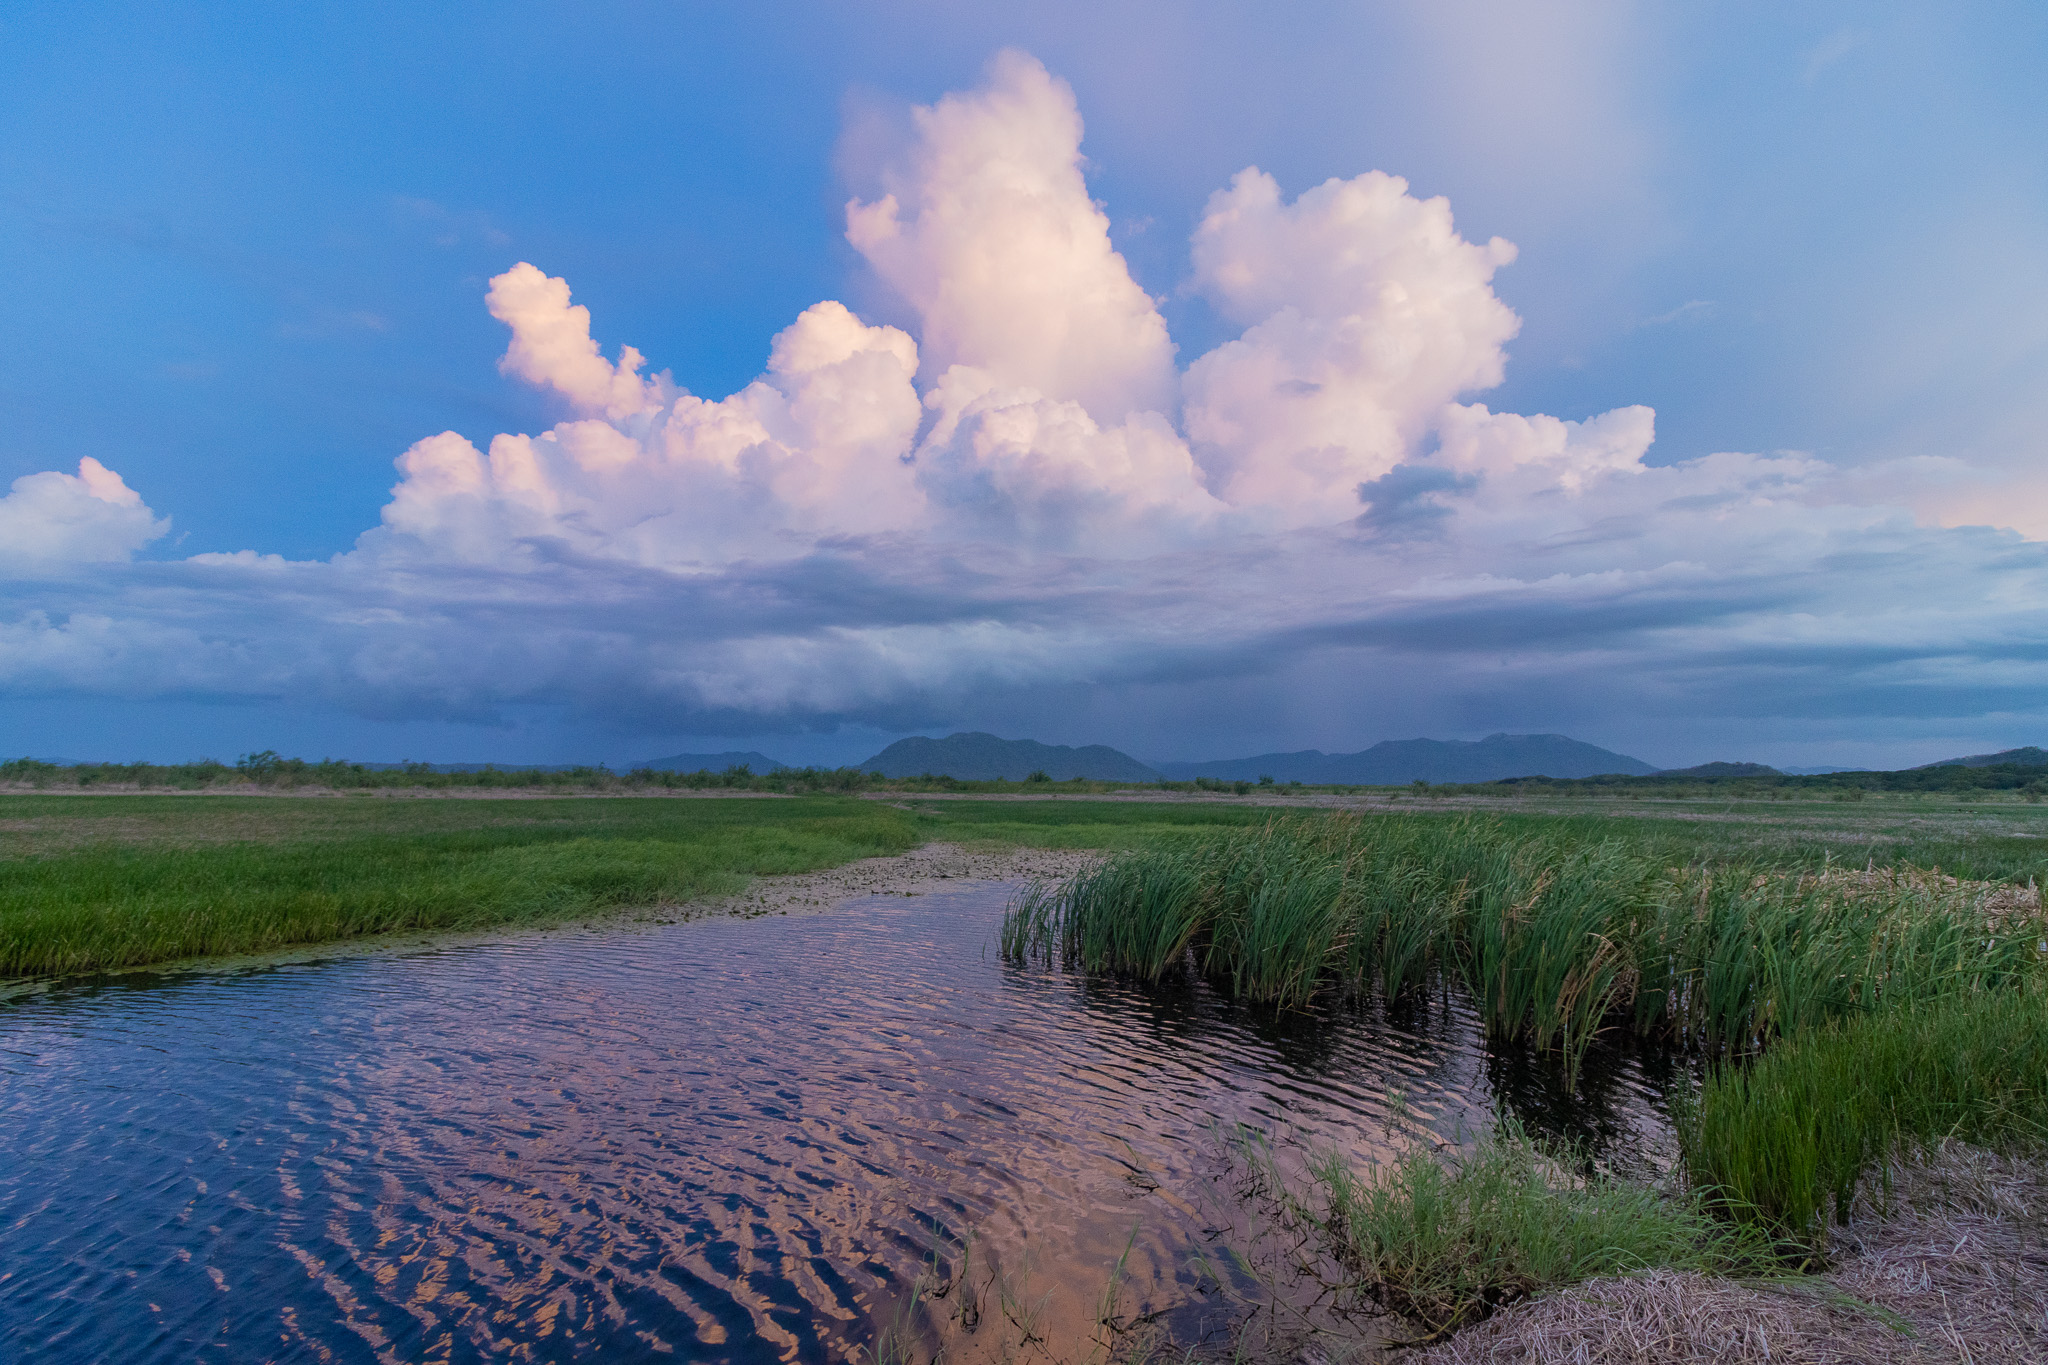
<box><xmin>682</xmin><ymin>839</ymin><xmax>1102</xmax><ymax>918</ymax></box>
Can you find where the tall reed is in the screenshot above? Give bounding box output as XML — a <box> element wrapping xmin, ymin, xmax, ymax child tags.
<box><xmin>1002</xmin><ymin>815</ymin><xmax>2047</xmax><ymax>1063</ymax></box>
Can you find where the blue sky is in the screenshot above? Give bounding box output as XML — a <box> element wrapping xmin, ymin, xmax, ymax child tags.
<box><xmin>3</xmin><ymin>1</ymin><xmax>2045</xmax><ymax>769</ymax></box>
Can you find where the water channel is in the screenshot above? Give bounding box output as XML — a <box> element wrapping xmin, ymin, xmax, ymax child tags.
<box><xmin>0</xmin><ymin>879</ymin><xmax>1680</xmax><ymax>1363</ymax></box>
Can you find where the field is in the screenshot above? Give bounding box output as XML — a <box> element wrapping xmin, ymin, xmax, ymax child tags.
<box><xmin>3</xmin><ymin>789</ymin><xmax>2045</xmax><ymax>979</ymax></box>
<box><xmin>0</xmin><ymin>791</ymin><xmax>1294</xmax><ymax>977</ymax></box>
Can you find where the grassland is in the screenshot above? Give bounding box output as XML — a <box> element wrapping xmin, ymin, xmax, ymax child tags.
<box><xmin>0</xmin><ymin>791</ymin><xmax>1298</xmax><ymax>977</ymax></box>
<box><xmin>9</xmin><ymin>785</ymin><xmax>2048</xmax><ymax>1355</ymax></box>
<box><xmin>5</xmin><ymin>787</ymin><xmax>2046</xmax><ymax>979</ymax></box>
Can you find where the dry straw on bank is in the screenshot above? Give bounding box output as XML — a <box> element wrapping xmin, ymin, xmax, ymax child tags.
<box><xmin>1411</xmin><ymin>1143</ymin><xmax>2048</xmax><ymax>1365</ymax></box>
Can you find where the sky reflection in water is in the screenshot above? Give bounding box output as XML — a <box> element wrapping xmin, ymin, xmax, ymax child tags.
<box><xmin>0</xmin><ymin>883</ymin><xmax>1675</xmax><ymax>1362</ymax></box>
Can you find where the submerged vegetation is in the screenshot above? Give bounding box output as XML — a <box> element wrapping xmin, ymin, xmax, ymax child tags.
<box><xmin>1002</xmin><ymin>814</ymin><xmax>2046</xmax><ymax>1060</ymax></box>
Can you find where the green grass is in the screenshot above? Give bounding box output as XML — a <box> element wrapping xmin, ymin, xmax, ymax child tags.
<box><xmin>1682</xmin><ymin>987</ymin><xmax>2048</xmax><ymax>1245</ymax></box>
<box><xmin>1245</xmin><ymin>1121</ymin><xmax>1775</xmax><ymax>1339</ymax></box>
<box><xmin>7</xmin><ymin>790</ymin><xmax>2047</xmax><ymax>982</ymax></box>
<box><xmin>0</xmin><ymin>792</ymin><xmax>1299</xmax><ymax>978</ymax></box>
<box><xmin>0</xmin><ymin>796</ymin><xmax>924</xmax><ymax>975</ymax></box>
<box><xmin>1004</xmin><ymin>814</ymin><xmax>2048</xmax><ymax>1061</ymax></box>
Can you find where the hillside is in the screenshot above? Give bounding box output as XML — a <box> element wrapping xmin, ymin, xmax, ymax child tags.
<box><xmin>1154</xmin><ymin>733</ymin><xmax>1656</xmax><ymax>784</ymax></box>
<box><xmin>1658</xmin><ymin>761</ymin><xmax>1782</xmax><ymax>777</ymax></box>
<box><xmin>1916</xmin><ymin>746</ymin><xmax>2048</xmax><ymax>770</ymax></box>
<box><xmin>860</xmin><ymin>733</ymin><xmax>1161</xmax><ymax>782</ymax></box>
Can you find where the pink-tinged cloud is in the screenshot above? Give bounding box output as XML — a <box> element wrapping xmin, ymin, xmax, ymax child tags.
<box><xmin>846</xmin><ymin>50</ymin><xmax>1180</xmax><ymax>426</ymax></box>
<box><xmin>0</xmin><ymin>458</ymin><xmax>167</xmax><ymax>569</ymax></box>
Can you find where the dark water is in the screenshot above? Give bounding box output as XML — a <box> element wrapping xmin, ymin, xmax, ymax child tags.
<box><xmin>0</xmin><ymin>882</ymin><xmax>1676</xmax><ymax>1363</ymax></box>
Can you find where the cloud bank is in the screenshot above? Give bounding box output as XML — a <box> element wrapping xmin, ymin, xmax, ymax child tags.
<box><xmin>4</xmin><ymin>52</ymin><xmax>2044</xmax><ymax>756</ymax></box>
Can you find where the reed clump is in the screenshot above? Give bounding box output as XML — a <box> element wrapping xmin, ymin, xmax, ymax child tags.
<box><xmin>1002</xmin><ymin>815</ymin><xmax>2048</xmax><ymax>1062</ymax></box>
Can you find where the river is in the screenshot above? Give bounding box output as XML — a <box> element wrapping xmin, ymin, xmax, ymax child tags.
<box><xmin>0</xmin><ymin>879</ymin><xmax>1678</xmax><ymax>1362</ymax></box>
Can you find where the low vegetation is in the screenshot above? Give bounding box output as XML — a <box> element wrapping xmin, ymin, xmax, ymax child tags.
<box><xmin>1244</xmin><ymin>1121</ymin><xmax>1775</xmax><ymax>1341</ymax></box>
<box><xmin>7</xmin><ymin>782</ymin><xmax>2047</xmax><ymax>1356</ymax></box>
<box><xmin>0</xmin><ymin>793</ymin><xmax>1298</xmax><ymax>977</ymax></box>
<box><xmin>0</xmin><ymin>797</ymin><xmax>926</xmax><ymax>975</ymax></box>
<box><xmin>1009</xmin><ymin>812</ymin><xmax>2048</xmax><ymax>1347</ymax></box>
<box><xmin>1683</xmin><ymin>987</ymin><xmax>2048</xmax><ymax>1243</ymax></box>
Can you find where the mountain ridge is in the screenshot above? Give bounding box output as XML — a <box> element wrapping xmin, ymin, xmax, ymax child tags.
<box><xmin>1914</xmin><ymin>746</ymin><xmax>2048</xmax><ymax>770</ymax></box>
<box><xmin>634</xmin><ymin>751</ymin><xmax>789</xmax><ymax>773</ymax></box>
<box><xmin>859</xmin><ymin>733</ymin><xmax>1162</xmax><ymax>782</ymax></box>
<box><xmin>1152</xmin><ymin>733</ymin><xmax>1656</xmax><ymax>784</ymax></box>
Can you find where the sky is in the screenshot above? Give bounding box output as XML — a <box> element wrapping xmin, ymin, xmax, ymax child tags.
<box><xmin>2</xmin><ymin>0</ymin><xmax>2046</xmax><ymax>770</ymax></box>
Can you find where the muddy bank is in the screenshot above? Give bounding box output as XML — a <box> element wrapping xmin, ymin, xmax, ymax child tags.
<box><xmin>685</xmin><ymin>839</ymin><xmax>1103</xmax><ymax>919</ymax></box>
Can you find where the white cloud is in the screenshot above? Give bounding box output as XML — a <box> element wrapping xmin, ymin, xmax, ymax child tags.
<box><xmin>915</xmin><ymin>367</ymin><xmax>1223</xmax><ymax>549</ymax></box>
<box><xmin>845</xmin><ymin>50</ymin><xmax>1179</xmax><ymax>425</ymax></box>
<box><xmin>1182</xmin><ymin>168</ymin><xmax>1523</xmax><ymax>522</ymax></box>
<box><xmin>1435</xmin><ymin>402</ymin><xmax>1655</xmax><ymax>491</ymax></box>
<box><xmin>485</xmin><ymin>262</ymin><xmax>660</xmax><ymax>421</ymax></box>
<box><xmin>0</xmin><ymin>459</ymin><xmax>168</xmax><ymax>570</ymax></box>
<box><xmin>2</xmin><ymin>52</ymin><xmax>2044</xmax><ymax>756</ymax></box>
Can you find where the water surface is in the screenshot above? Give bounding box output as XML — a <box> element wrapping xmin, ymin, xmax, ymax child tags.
<box><xmin>0</xmin><ymin>881</ymin><xmax>1673</xmax><ymax>1362</ymax></box>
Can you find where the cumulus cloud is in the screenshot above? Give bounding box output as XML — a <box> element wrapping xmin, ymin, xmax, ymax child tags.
<box><xmin>0</xmin><ymin>459</ymin><xmax>168</xmax><ymax>570</ymax></box>
<box><xmin>1434</xmin><ymin>402</ymin><xmax>1655</xmax><ymax>491</ymax></box>
<box><xmin>373</xmin><ymin>294</ymin><xmax>926</xmax><ymax>566</ymax></box>
<box><xmin>485</xmin><ymin>262</ymin><xmax>660</xmax><ymax>420</ymax></box>
<box><xmin>1183</xmin><ymin>168</ymin><xmax>1523</xmax><ymax>522</ymax></box>
<box><xmin>846</xmin><ymin>50</ymin><xmax>1179</xmax><ymax>425</ymax></box>
<box><xmin>2</xmin><ymin>51</ymin><xmax>2044</xmax><ymax>756</ymax></box>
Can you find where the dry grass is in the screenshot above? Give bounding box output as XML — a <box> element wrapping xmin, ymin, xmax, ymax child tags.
<box><xmin>1408</xmin><ymin>1144</ymin><xmax>2048</xmax><ymax>1365</ymax></box>
<box><xmin>1807</xmin><ymin>865</ymin><xmax>2043</xmax><ymax>920</ymax></box>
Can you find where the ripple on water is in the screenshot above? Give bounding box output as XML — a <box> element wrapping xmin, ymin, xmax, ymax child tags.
<box><xmin>0</xmin><ymin>883</ymin><xmax>1676</xmax><ymax>1363</ymax></box>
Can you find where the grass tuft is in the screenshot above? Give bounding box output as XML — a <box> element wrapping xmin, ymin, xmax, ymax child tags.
<box><xmin>1245</xmin><ymin>1120</ymin><xmax>1774</xmax><ymax>1340</ymax></box>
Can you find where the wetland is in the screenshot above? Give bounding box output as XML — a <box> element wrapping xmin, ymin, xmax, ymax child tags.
<box><xmin>3</xmin><ymin>792</ymin><xmax>2045</xmax><ymax>1362</ymax></box>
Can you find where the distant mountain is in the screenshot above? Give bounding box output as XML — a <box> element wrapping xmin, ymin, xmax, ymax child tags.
<box><xmin>1658</xmin><ymin>761</ymin><xmax>1782</xmax><ymax>777</ymax></box>
<box><xmin>1781</xmin><ymin>765</ymin><xmax>1870</xmax><ymax>776</ymax></box>
<box><xmin>635</xmin><ymin>751</ymin><xmax>789</xmax><ymax>773</ymax></box>
<box><xmin>1154</xmin><ymin>734</ymin><xmax>1657</xmax><ymax>785</ymax></box>
<box><xmin>358</xmin><ymin>761</ymin><xmax>602</xmax><ymax>773</ymax></box>
<box><xmin>1914</xmin><ymin>746</ymin><xmax>2048</xmax><ymax>770</ymax></box>
<box><xmin>860</xmin><ymin>733</ymin><xmax>1162</xmax><ymax>782</ymax></box>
